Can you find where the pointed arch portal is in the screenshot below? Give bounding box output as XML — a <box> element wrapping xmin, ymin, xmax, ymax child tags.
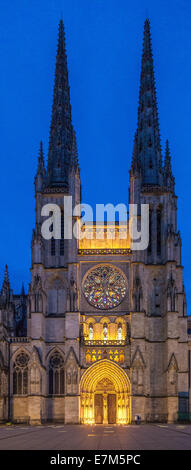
<box><xmin>80</xmin><ymin>360</ymin><xmax>131</xmax><ymax>424</ymax></box>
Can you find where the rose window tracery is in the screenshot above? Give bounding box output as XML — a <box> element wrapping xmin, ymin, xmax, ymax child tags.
<box><xmin>82</xmin><ymin>265</ymin><xmax>127</xmax><ymax>309</ymax></box>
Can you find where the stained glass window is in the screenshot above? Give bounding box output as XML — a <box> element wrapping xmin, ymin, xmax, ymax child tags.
<box><xmin>82</xmin><ymin>265</ymin><xmax>127</xmax><ymax>310</ymax></box>
<box><xmin>49</xmin><ymin>352</ymin><xmax>64</xmax><ymax>395</ymax></box>
<box><xmin>13</xmin><ymin>352</ymin><xmax>29</xmax><ymax>395</ymax></box>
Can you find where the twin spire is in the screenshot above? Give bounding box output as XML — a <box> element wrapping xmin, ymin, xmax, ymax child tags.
<box><xmin>36</xmin><ymin>18</ymin><xmax>174</xmax><ymax>193</ymax></box>
<box><xmin>131</xmin><ymin>19</ymin><xmax>174</xmax><ymax>191</ymax></box>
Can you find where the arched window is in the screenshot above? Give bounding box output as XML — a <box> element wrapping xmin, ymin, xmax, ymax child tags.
<box><xmin>157</xmin><ymin>207</ymin><xmax>162</xmax><ymax>255</ymax></box>
<box><xmin>89</xmin><ymin>323</ymin><xmax>93</xmax><ymax>341</ymax></box>
<box><xmin>13</xmin><ymin>352</ymin><xmax>29</xmax><ymax>395</ymax></box>
<box><xmin>49</xmin><ymin>352</ymin><xmax>64</xmax><ymax>395</ymax></box>
<box><xmin>103</xmin><ymin>323</ymin><xmax>108</xmax><ymax>341</ymax></box>
<box><xmin>118</xmin><ymin>323</ymin><xmax>123</xmax><ymax>341</ymax></box>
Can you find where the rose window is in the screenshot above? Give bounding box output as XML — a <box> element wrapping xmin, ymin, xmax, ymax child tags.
<box><xmin>82</xmin><ymin>265</ymin><xmax>127</xmax><ymax>309</ymax></box>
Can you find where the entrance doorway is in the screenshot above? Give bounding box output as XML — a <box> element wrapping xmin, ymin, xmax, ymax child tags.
<box><xmin>80</xmin><ymin>360</ymin><xmax>131</xmax><ymax>425</ymax></box>
<box><xmin>94</xmin><ymin>393</ymin><xmax>116</xmax><ymax>424</ymax></box>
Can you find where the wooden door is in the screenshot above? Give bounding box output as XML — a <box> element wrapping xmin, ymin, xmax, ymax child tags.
<box><xmin>94</xmin><ymin>394</ymin><xmax>103</xmax><ymax>424</ymax></box>
<box><xmin>107</xmin><ymin>394</ymin><xmax>116</xmax><ymax>424</ymax></box>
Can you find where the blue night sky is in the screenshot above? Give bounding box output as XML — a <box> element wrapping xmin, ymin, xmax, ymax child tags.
<box><xmin>0</xmin><ymin>0</ymin><xmax>191</xmax><ymax>310</ymax></box>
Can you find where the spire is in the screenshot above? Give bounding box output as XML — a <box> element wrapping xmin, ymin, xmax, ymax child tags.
<box><xmin>132</xmin><ymin>19</ymin><xmax>163</xmax><ymax>186</ymax></box>
<box><xmin>47</xmin><ymin>19</ymin><xmax>75</xmax><ymax>190</ymax></box>
<box><xmin>164</xmin><ymin>140</ymin><xmax>175</xmax><ymax>192</ymax></box>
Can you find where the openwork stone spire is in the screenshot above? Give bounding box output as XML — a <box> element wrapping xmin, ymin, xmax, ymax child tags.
<box><xmin>47</xmin><ymin>19</ymin><xmax>75</xmax><ymax>190</ymax></box>
<box><xmin>132</xmin><ymin>19</ymin><xmax>163</xmax><ymax>186</ymax></box>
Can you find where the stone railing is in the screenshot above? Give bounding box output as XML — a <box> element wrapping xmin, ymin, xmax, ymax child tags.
<box><xmin>78</xmin><ymin>249</ymin><xmax>131</xmax><ymax>256</ymax></box>
<box><xmin>9</xmin><ymin>337</ymin><xmax>31</xmax><ymax>343</ymax></box>
<box><xmin>82</xmin><ymin>339</ymin><xmax>127</xmax><ymax>346</ymax></box>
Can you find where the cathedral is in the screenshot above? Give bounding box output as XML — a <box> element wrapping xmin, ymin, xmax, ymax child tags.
<box><xmin>0</xmin><ymin>18</ymin><xmax>190</xmax><ymax>425</ymax></box>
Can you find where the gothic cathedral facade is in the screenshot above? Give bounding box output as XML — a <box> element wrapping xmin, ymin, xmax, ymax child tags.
<box><xmin>0</xmin><ymin>19</ymin><xmax>190</xmax><ymax>425</ymax></box>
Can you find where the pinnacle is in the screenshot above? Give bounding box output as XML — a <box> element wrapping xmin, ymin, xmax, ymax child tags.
<box><xmin>164</xmin><ymin>140</ymin><xmax>172</xmax><ymax>173</ymax></box>
<box><xmin>39</xmin><ymin>141</ymin><xmax>44</xmax><ymax>159</ymax></box>
<box><xmin>1</xmin><ymin>264</ymin><xmax>10</xmax><ymax>297</ymax></box>
<box><xmin>164</xmin><ymin>139</ymin><xmax>175</xmax><ymax>191</ymax></box>
<box><xmin>4</xmin><ymin>264</ymin><xmax>9</xmax><ymax>283</ymax></box>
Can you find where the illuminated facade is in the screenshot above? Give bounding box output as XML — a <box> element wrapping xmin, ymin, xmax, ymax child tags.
<box><xmin>0</xmin><ymin>19</ymin><xmax>190</xmax><ymax>425</ymax></box>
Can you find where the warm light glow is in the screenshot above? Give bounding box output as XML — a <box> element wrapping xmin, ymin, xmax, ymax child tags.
<box><xmin>78</xmin><ymin>222</ymin><xmax>130</xmax><ymax>250</ymax></box>
<box><xmin>83</xmin><ymin>316</ymin><xmax>127</xmax><ymax>343</ymax></box>
<box><xmin>80</xmin><ymin>360</ymin><xmax>131</xmax><ymax>425</ymax></box>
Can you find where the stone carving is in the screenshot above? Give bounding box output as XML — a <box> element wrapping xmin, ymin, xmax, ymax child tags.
<box><xmin>69</xmin><ymin>278</ymin><xmax>78</xmax><ymax>312</ymax></box>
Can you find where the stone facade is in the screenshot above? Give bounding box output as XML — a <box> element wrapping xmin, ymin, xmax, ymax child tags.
<box><xmin>0</xmin><ymin>19</ymin><xmax>190</xmax><ymax>425</ymax></box>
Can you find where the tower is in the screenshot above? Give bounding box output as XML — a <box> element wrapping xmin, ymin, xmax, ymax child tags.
<box><xmin>27</xmin><ymin>20</ymin><xmax>81</xmax><ymax>424</ymax></box>
<box><xmin>129</xmin><ymin>19</ymin><xmax>188</xmax><ymax>422</ymax></box>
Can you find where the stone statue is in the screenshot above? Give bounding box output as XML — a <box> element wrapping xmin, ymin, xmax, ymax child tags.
<box><xmin>70</xmin><ymin>278</ymin><xmax>78</xmax><ymax>312</ymax></box>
